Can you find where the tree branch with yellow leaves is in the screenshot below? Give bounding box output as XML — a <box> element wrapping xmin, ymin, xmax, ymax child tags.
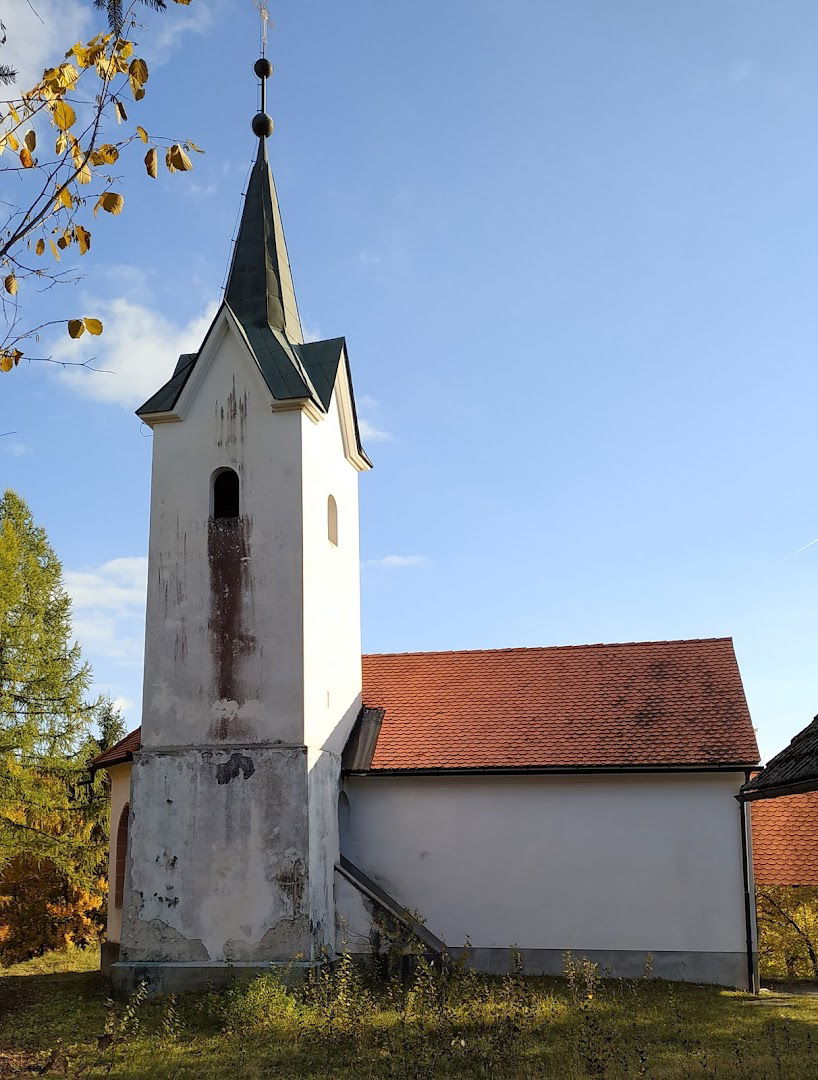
<box><xmin>0</xmin><ymin>0</ymin><xmax>198</xmax><ymax>373</ymax></box>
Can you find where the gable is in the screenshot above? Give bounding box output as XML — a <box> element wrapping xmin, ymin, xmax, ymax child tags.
<box><xmin>135</xmin><ymin>307</ymin><xmax>371</xmax><ymax>469</ymax></box>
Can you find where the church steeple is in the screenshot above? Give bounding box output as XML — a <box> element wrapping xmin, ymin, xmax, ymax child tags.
<box><xmin>224</xmin><ymin>58</ymin><xmax>303</xmax><ymax>344</ymax></box>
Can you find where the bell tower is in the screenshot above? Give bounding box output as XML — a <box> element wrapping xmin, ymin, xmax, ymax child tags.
<box><xmin>113</xmin><ymin>54</ymin><xmax>371</xmax><ymax>994</ymax></box>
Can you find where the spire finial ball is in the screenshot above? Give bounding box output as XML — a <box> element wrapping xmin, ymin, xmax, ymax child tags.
<box><xmin>252</xmin><ymin>112</ymin><xmax>274</xmax><ymax>138</ymax></box>
<box><xmin>254</xmin><ymin>57</ymin><xmax>273</xmax><ymax>79</ymax></box>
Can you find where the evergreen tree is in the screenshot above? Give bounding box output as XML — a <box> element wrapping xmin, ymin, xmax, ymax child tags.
<box><xmin>0</xmin><ymin>489</ymin><xmax>106</xmax><ymax>877</ymax></box>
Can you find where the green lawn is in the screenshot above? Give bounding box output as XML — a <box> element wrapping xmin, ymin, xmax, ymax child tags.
<box><xmin>1</xmin><ymin>948</ymin><xmax>817</xmax><ymax>1078</ymax></box>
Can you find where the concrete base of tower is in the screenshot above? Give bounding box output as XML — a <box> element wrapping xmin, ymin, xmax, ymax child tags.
<box><xmin>110</xmin><ymin>959</ymin><xmax>321</xmax><ymax>998</ymax></box>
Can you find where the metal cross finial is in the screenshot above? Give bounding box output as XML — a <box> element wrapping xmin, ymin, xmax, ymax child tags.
<box><xmin>255</xmin><ymin>0</ymin><xmax>269</xmax><ymax>55</ymax></box>
<box><xmin>251</xmin><ymin>1</ymin><xmax>274</xmax><ymax>138</ymax></box>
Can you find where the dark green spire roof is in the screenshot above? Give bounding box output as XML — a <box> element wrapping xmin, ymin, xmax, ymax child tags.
<box><xmin>135</xmin><ymin>118</ymin><xmax>371</xmax><ymax>466</ymax></box>
<box><xmin>224</xmin><ymin>136</ymin><xmax>303</xmax><ymax>343</ymax></box>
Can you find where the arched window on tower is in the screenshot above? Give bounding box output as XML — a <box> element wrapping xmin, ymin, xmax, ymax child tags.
<box><xmin>212</xmin><ymin>468</ymin><xmax>240</xmax><ymax>520</ymax></box>
<box><xmin>114</xmin><ymin>803</ymin><xmax>129</xmax><ymax>909</ymax></box>
<box><xmin>327</xmin><ymin>495</ymin><xmax>338</xmax><ymax>546</ymax></box>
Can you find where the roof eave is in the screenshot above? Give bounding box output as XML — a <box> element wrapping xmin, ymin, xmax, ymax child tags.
<box><xmin>89</xmin><ymin>750</ymin><xmax>134</xmax><ymax>776</ymax></box>
<box><xmin>346</xmin><ymin>762</ymin><xmax>759</xmax><ymax>778</ymax></box>
<box><xmin>739</xmin><ymin>777</ymin><xmax>818</xmax><ymax>802</ymax></box>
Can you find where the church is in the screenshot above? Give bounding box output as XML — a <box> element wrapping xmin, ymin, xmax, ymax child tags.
<box><xmin>91</xmin><ymin>59</ymin><xmax>761</xmax><ymax>995</ymax></box>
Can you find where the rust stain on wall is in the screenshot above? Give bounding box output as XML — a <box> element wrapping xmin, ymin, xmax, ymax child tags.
<box><xmin>207</xmin><ymin>515</ymin><xmax>256</xmax><ymax>739</ymax></box>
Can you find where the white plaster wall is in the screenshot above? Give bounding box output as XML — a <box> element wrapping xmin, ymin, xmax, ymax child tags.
<box><xmin>142</xmin><ymin>317</ymin><xmax>305</xmax><ymax>747</ymax></box>
<box><xmin>342</xmin><ymin>773</ymin><xmax>749</xmax><ymax>954</ymax></box>
<box><xmin>335</xmin><ymin>869</ymin><xmax>375</xmax><ymax>954</ymax></box>
<box><xmin>106</xmin><ymin>764</ymin><xmax>131</xmax><ymax>944</ymax></box>
<box><xmin>301</xmin><ymin>361</ymin><xmax>364</xmax><ymax>755</ymax></box>
<box><xmin>122</xmin><ymin>746</ymin><xmax>312</xmax><ymax>963</ymax></box>
<box><xmin>307</xmin><ymin>748</ymin><xmax>343</xmax><ymax>952</ymax></box>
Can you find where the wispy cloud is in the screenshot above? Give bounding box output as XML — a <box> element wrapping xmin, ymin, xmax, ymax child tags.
<box><xmin>359</xmin><ymin>250</ymin><xmax>382</xmax><ymax>266</ymax></box>
<box><xmin>189</xmin><ymin>181</ymin><xmax>218</xmax><ymax>198</ymax></box>
<box><xmin>2</xmin><ymin>0</ymin><xmax>90</xmax><ymax>91</ymax></box>
<box><xmin>357</xmin><ymin>394</ymin><xmax>393</xmax><ymax>443</ymax></box>
<box><xmin>66</xmin><ymin>556</ymin><xmax>147</xmax><ymax>666</ymax></box>
<box><xmin>359</xmin><ymin>418</ymin><xmax>393</xmax><ymax>443</ymax></box>
<box><xmin>54</xmin><ymin>295</ymin><xmax>217</xmax><ymax>409</ymax></box>
<box><xmin>785</xmin><ymin>537</ymin><xmax>818</xmax><ymax>559</ymax></box>
<box><xmin>363</xmin><ymin>555</ymin><xmax>427</xmax><ymax>569</ymax></box>
<box><xmin>150</xmin><ymin>0</ymin><xmax>218</xmax><ymax>66</ymax></box>
<box><xmin>4</xmin><ymin>441</ymin><xmax>30</xmax><ymax>457</ymax></box>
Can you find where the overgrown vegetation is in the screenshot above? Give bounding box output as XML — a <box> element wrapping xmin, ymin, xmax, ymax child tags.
<box><xmin>1</xmin><ymin>947</ymin><xmax>817</xmax><ymax>1078</ymax></box>
<box><xmin>757</xmin><ymin>886</ymin><xmax>818</xmax><ymax>980</ymax></box>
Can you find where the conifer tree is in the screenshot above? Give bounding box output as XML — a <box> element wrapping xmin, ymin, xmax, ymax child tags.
<box><xmin>0</xmin><ymin>489</ymin><xmax>107</xmax><ymax>876</ymax></box>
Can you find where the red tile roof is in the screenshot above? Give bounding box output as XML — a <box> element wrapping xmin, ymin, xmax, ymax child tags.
<box><xmin>752</xmin><ymin>793</ymin><xmax>818</xmax><ymax>886</ymax></box>
<box><xmin>89</xmin><ymin>727</ymin><xmax>142</xmax><ymax>773</ymax></box>
<box><xmin>91</xmin><ymin>637</ymin><xmax>759</xmax><ymax>773</ymax></box>
<box><xmin>362</xmin><ymin>638</ymin><xmax>758</xmax><ymax>771</ymax></box>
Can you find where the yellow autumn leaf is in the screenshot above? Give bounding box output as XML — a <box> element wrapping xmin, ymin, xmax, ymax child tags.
<box><xmin>128</xmin><ymin>58</ymin><xmax>148</xmax><ymax>85</ymax></box>
<box><xmin>166</xmin><ymin>143</ymin><xmax>192</xmax><ymax>173</ymax></box>
<box><xmin>185</xmin><ymin>140</ymin><xmax>205</xmax><ymax>154</ymax></box>
<box><xmin>83</xmin><ymin>317</ymin><xmax>103</xmax><ymax>335</ymax></box>
<box><xmin>7</xmin><ymin>133</ymin><xmax>18</xmax><ymax>151</ymax></box>
<box><xmin>9</xmin><ymin>104</ymin><xmax>19</xmax><ymax>124</ymax></box>
<box><xmin>133</xmin><ymin>87</ymin><xmax>146</xmax><ymax>102</ymax></box>
<box><xmin>49</xmin><ymin>238</ymin><xmax>61</xmax><ymax>262</ymax></box>
<box><xmin>67</xmin><ymin>319</ymin><xmax>85</xmax><ymax>339</ymax></box>
<box><xmin>136</xmin><ymin>125</ymin><xmax>149</xmax><ymax>143</ymax></box>
<box><xmin>115</xmin><ymin>100</ymin><xmax>128</xmax><ymax>123</ymax></box>
<box><xmin>55</xmin><ymin>187</ymin><xmax>72</xmax><ymax>210</ymax></box>
<box><xmin>76</xmin><ymin>164</ymin><xmax>92</xmax><ymax>184</ymax></box>
<box><xmin>66</xmin><ymin>42</ymin><xmax>87</xmax><ymax>66</ymax></box>
<box><xmin>4</xmin><ymin>274</ymin><xmax>18</xmax><ymax>296</ymax></box>
<box><xmin>24</xmin><ymin>130</ymin><xmax>36</xmax><ymax>151</ymax></box>
<box><xmin>74</xmin><ymin>225</ymin><xmax>91</xmax><ymax>254</ymax></box>
<box><xmin>19</xmin><ymin>147</ymin><xmax>34</xmax><ymax>168</ymax></box>
<box><xmin>35</xmin><ymin>238</ymin><xmax>45</xmax><ymax>256</ymax></box>
<box><xmin>0</xmin><ymin>348</ymin><xmax>22</xmax><ymax>371</ymax></box>
<box><xmin>116</xmin><ymin>40</ymin><xmax>134</xmax><ymax>59</ymax></box>
<box><xmin>173</xmin><ymin>0</ymin><xmax>192</xmax><ymax>5</ymax></box>
<box><xmin>90</xmin><ymin>144</ymin><xmax>119</xmax><ymax>166</ymax></box>
<box><xmin>93</xmin><ymin>191</ymin><xmax>124</xmax><ymax>216</ymax></box>
<box><xmin>55</xmin><ymin>131</ymin><xmax>67</xmax><ymax>155</ymax></box>
<box><xmin>52</xmin><ymin>100</ymin><xmax>76</xmax><ymax>131</ymax></box>
<box><xmin>58</xmin><ymin>63</ymin><xmax>79</xmax><ymax>87</ymax></box>
<box><xmin>144</xmin><ymin>147</ymin><xmax>158</xmax><ymax>179</ymax></box>
<box><xmin>96</xmin><ymin>54</ymin><xmax>127</xmax><ymax>81</ymax></box>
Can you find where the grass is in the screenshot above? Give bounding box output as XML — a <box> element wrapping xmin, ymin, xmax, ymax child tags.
<box><xmin>0</xmin><ymin>948</ymin><xmax>817</xmax><ymax>1078</ymax></box>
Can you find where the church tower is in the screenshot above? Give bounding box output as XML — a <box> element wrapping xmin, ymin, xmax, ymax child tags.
<box><xmin>115</xmin><ymin>58</ymin><xmax>371</xmax><ymax>991</ymax></box>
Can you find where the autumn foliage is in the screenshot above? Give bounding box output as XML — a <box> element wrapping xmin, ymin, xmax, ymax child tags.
<box><xmin>757</xmin><ymin>886</ymin><xmax>818</xmax><ymax>980</ymax></box>
<box><xmin>0</xmin><ymin>491</ymin><xmax>123</xmax><ymax>963</ymax></box>
<box><xmin>0</xmin><ymin>0</ymin><xmax>199</xmax><ymax>372</ymax></box>
<box><xmin>0</xmin><ymin>854</ymin><xmax>105</xmax><ymax>963</ymax></box>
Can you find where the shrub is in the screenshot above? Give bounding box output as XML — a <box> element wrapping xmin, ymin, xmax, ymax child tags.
<box><xmin>757</xmin><ymin>886</ymin><xmax>818</xmax><ymax>979</ymax></box>
<box><xmin>0</xmin><ymin>853</ymin><xmax>105</xmax><ymax>964</ymax></box>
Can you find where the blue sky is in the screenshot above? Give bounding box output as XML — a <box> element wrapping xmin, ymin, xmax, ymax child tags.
<box><xmin>3</xmin><ymin>0</ymin><xmax>818</xmax><ymax>760</ymax></box>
